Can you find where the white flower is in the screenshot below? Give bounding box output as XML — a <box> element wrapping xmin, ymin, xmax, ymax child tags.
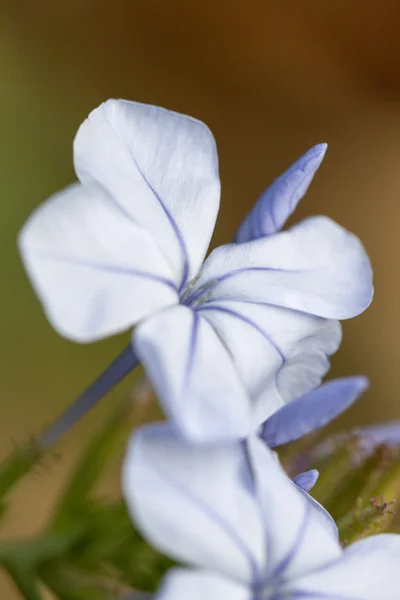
<box><xmin>123</xmin><ymin>423</ymin><xmax>400</xmax><ymax>600</ymax></box>
<box><xmin>19</xmin><ymin>99</ymin><xmax>373</xmax><ymax>442</ymax></box>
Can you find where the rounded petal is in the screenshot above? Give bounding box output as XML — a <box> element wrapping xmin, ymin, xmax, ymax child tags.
<box><xmin>293</xmin><ymin>534</ymin><xmax>400</xmax><ymax>600</ymax></box>
<box><xmin>157</xmin><ymin>569</ymin><xmax>250</xmax><ymax>600</ymax></box>
<box><xmin>122</xmin><ymin>424</ymin><xmax>265</xmax><ymax>584</ymax></box>
<box><xmin>262</xmin><ymin>376</ymin><xmax>369</xmax><ymax>448</ymax></box>
<box><xmin>74</xmin><ymin>99</ymin><xmax>220</xmax><ymax>285</ymax></box>
<box><xmin>193</xmin><ymin>216</ymin><xmax>373</xmax><ymax>319</ymax></box>
<box><xmin>235</xmin><ymin>144</ymin><xmax>327</xmax><ymax>242</ymax></box>
<box><xmin>133</xmin><ymin>305</ymin><xmax>252</xmax><ymax>442</ymax></box>
<box><xmin>198</xmin><ymin>300</ymin><xmax>341</xmax><ymax>426</ymax></box>
<box><xmin>247</xmin><ymin>436</ymin><xmax>342</xmax><ymax>581</ymax></box>
<box><xmin>18</xmin><ymin>182</ymin><xmax>178</xmax><ymax>342</ymax></box>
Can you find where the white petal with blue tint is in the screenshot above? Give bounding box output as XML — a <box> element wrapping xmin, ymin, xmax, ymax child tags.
<box><xmin>122</xmin><ymin>424</ymin><xmax>265</xmax><ymax>584</ymax></box>
<box><xmin>293</xmin><ymin>534</ymin><xmax>400</xmax><ymax>599</ymax></box>
<box><xmin>196</xmin><ymin>300</ymin><xmax>283</xmax><ymax>401</ymax></box>
<box><xmin>262</xmin><ymin>376</ymin><xmax>368</xmax><ymax>448</ymax></box>
<box><xmin>18</xmin><ymin>181</ymin><xmax>178</xmax><ymax>342</ymax></box>
<box><xmin>247</xmin><ymin>436</ymin><xmax>342</xmax><ymax>581</ymax></box>
<box><xmin>296</xmin><ymin>485</ymin><xmax>340</xmax><ymax>541</ymax></box>
<box><xmin>133</xmin><ymin>306</ymin><xmax>252</xmax><ymax>442</ymax></box>
<box><xmin>74</xmin><ymin>99</ymin><xmax>220</xmax><ymax>286</ymax></box>
<box><xmin>272</xmin><ymin>319</ymin><xmax>341</xmax><ymax>406</ymax></box>
<box><xmin>194</xmin><ymin>215</ymin><xmax>373</xmax><ymax>319</ymax></box>
<box><xmin>157</xmin><ymin>569</ymin><xmax>250</xmax><ymax>600</ymax></box>
<box><xmin>198</xmin><ymin>300</ymin><xmax>341</xmax><ymax>426</ymax></box>
<box><xmin>235</xmin><ymin>144</ymin><xmax>327</xmax><ymax>242</ymax></box>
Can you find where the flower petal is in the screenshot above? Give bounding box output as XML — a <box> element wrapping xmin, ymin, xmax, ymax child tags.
<box><xmin>74</xmin><ymin>99</ymin><xmax>220</xmax><ymax>286</ymax></box>
<box><xmin>293</xmin><ymin>470</ymin><xmax>319</xmax><ymax>492</ymax></box>
<box><xmin>235</xmin><ymin>144</ymin><xmax>327</xmax><ymax>243</ymax></box>
<box><xmin>293</xmin><ymin>534</ymin><xmax>400</xmax><ymax>599</ymax></box>
<box><xmin>198</xmin><ymin>300</ymin><xmax>341</xmax><ymax>426</ymax></box>
<box><xmin>193</xmin><ymin>216</ymin><xmax>373</xmax><ymax>319</ymax></box>
<box><xmin>122</xmin><ymin>424</ymin><xmax>265</xmax><ymax>584</ymax></box>
<box><xmin>18</xmin><ymin>182</ymin><xmax>178</xmax><ymax>342</ymax></box>
<box><xmin>157</xmin><ymin>569</ymin><xmax>250</xmax><ymax>600</ymax></box>
<box><xmin>261</xmin><ymin>377</ymin><xmax>368</xmax><ymax>448</ymax></box>
<box><xmin>133</xmin><ymin>305</ymin><xmax>252</xmax><ymax>442</ymax></box>
<box><xmin>247</xmin><ymin>436</ymin><xmax>342</xmax><ymax>581</ymax></box>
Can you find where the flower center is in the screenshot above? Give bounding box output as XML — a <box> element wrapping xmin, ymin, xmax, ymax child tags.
<box><xmin>255</xmin><ymin>589</ymin><xmax>287</xmax><ymax>600</ymax></box>
<box><xmin>179</xmin><ymin>274</ymin><xmax>216</xmax><ymax>307</ymax></box>
<box><xmin>252</xmin><ymin>578</ymin><xmax>293</xmax><ymax>600</ymax></box>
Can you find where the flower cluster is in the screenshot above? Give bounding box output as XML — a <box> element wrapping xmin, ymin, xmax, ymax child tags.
<box><xmin>18</xmin><ymin>99</ymin><xmax>400</xmax><ymax>598</ymax></box>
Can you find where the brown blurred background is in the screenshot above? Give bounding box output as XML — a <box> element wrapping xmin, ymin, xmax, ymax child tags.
<box><xmin>1</xmin><ymin>0</ymin><xmax>400</xmax><ymax>596</ymax></box>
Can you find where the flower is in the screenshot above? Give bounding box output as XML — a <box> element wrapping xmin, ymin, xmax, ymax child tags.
<box><xmin>123</xmin><ymin>423</ymin><xmax>400</xmax><ymax>600</ymax></box>
<box><xmin>19</xmin><ymin>99</ymin><xmax>373</xmax><ymax>442</ymax></box>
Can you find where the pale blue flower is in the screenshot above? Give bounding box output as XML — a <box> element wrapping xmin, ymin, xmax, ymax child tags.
<box><xmin>123</xmin><ymin>424</ymin><xmax>400</xmax><ymax>600</ymax></box>
<box><xmin>19</xmin><ymin>100</ymin><xmax>372</xmax><ymax>443</ymax></box>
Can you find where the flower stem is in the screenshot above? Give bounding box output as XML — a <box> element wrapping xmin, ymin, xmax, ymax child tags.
<box><xmin>39</xmin><ymin>344</ymin><xmax>139</xmax><ymax>448</ymax></box>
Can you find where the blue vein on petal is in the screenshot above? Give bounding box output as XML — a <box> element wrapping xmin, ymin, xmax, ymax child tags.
<box><xmin>127</xmin><ymin>157</ymin><xmax>190</xmax><ymax>293</ymax></box>
<box><xmin>150</xmin><ymin>463</ymin><xmax>261</xmax><ymax>585</ymax></box>
<box><xmin>198</xmin><ymin>304</ymin><xmax>285</xmax><ymax>363</ymax></box>
<box><xmin>185</xmin><ymin>265</ymin><xmax>311</xmax><ymax>305</ymax></box>
<box><xmin>102</xmin><ymin>108</ymin><xmax>190</xmax><ymax>292</ymax></box>
<box><xmin>182</xmin><ymin>285</ymin><xmax>208</xmax><ymax>306</ymax></box>
<box><xmin>214</xmin><ymin>265</ymin><xmax>309</xmax><ymax>283</ymax></box>
<box><xmin>256</xmin><ymin>500</ymin><xmax>311</xmax><ymax>590</ymax></box>
<box><xmin>271</xmin><ymin>502</ymin><xmax>311</xmax><ymax>580</ymax></box>
<box><xmin>39</xmin><ymin>253</ymin><xmax>178</xmax><ymax>292</ymax></box>
<box><xmin>182</xmin><ymin>311</ymin><xmax>200</xmax><ymax>395</ymax></box>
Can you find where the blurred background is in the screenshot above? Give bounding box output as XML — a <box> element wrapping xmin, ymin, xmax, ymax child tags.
<box><xmin>2</xmin><ymin>0</ymin><xmax>400</xmax><ymax>595</ymax></box>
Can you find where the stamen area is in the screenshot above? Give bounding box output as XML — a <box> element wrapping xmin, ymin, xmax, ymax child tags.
<box><xmin>180</xmin><ymin>276</ymin><xmax>217</xmax><ymax>307</ymax></box>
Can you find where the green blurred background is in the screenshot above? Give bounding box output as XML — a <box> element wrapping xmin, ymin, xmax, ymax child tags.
<box><xmin>2</xmin><ymin>0</ymin><xmax>400</xmax><ymax>596</ymax></box>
